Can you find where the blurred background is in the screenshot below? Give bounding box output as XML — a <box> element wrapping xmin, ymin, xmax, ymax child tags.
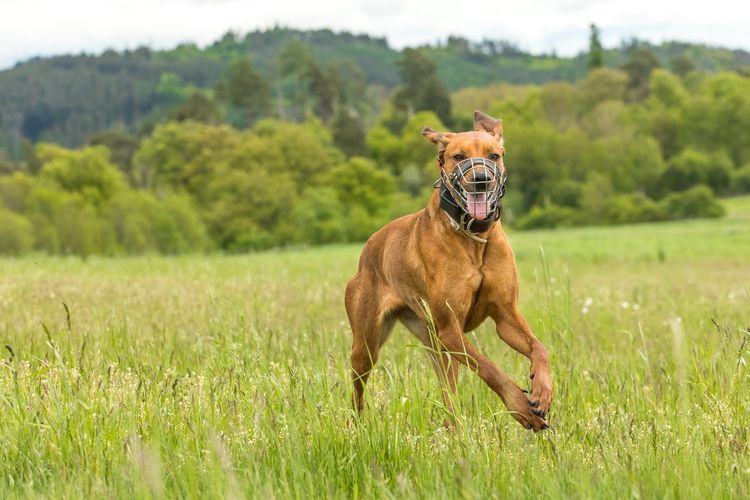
<box><xmin>1</xmin><ymin>0</ymin><xmax>749</xmax><ymax>255</ymax></box>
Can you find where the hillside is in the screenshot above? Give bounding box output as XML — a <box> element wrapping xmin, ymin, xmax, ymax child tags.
<box><xmin>1</xmin><ymin>27</ymin><xmax>749</xmax><ymax>152</ymax></box>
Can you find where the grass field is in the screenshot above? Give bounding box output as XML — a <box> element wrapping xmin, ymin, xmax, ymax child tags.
<box><xmin>1</xmin><ymin>198</ymin><xmax>749</xmax><ymax>498</ymax></box>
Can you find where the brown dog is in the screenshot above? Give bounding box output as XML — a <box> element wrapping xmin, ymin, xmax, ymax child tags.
<box><xmin>344</xmin><ymin>111</ymin><xmax>552</xmax><ymax>431</ymax></box>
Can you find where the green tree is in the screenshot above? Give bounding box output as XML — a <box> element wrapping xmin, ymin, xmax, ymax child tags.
<box><xmin>25</xmin><ymin>186</ymin><xmax>114</xmax><ymax>256</ymax></box>
<box><xmin>633</xmin><ymin>69</ymin><xmax>688</xmax><ymax>158</ymax></box>
<box><xmin>331</xmin><ymin>108</ymin><xmax>367</xmax><ymax>157</ymax></box>
<box><xmin>290</xmin><ymin>187</ymin><xmax>346</xmax><ymax>244</ymax></box>
<box><xmin>656</xmin><ymin>148</ymin><xmax>733</xmax><ymax>195</ymax></box>
<box><xmin>730</xmin><ymin>164</ymin><xmax>750</xmax><ymax>194</ymax></box>
<box><xmin>133</xmin><ymin>121</ymin><xmax>241</xmax><ymax>194</ymax></box>
<box><xmin>658</xmin><ymin>184</ymin><xmax>725</xmax><ymax>219</ymax></box>
<box><xmin>105</xmin><ymin>191</ymin><xmax>210</xmax><ymax>254</ymax></box>
<box><xmin>621</xmin><ymin>47</ymin><xmax>661</xmax><ymax>100</ymax></box>
<box><xmin>277</xmin><ymin>40</ymin><xmax>315</xmax><ymax>120</ymax></box>
<box><xmin>393</xmin><ymin>49</ymin><xmax>452</xmax><ymax>126</ymax></box>
<box><xmin>37</xmin><ymin>144</ymin><xmax>125</xmax><ymax>206</ymax></box>
<box><xmin>169</xmin><ymin>91</ymin><xmax>219</xmax><ymax>124</ymax></box>
<box><xmin>216</xmin><ymin>59</ymin><xmax>272</xmax><ymax>127</ymax></box>
<box><xmin>577</xmin><ymin>68</ymin><xmax>628</xmax><ymax>112</ymax></box>
<box><xmin>0</xmin><ymin>171</ymin><xmax>35</xmax><ymax>213</ymax></box>
<box><xmin>587</xmin><ymin>24</ymin><xmax>604</xmax><ymax>71</ymax></box>
<box><xmin>306</xmin><ymin>62</ymin><xmax>336</xmax><ymax>123</ymax></box>
<box><xmin>325</xmin><ymin>157</ymin><xmax>396</xmax><ymax>216</ymax></box>
<box><xmin>671</xmin><ymin>54</ymin><xmax>696</xmax><ymax>77</ymax></box>
<box><xmin>87</xmin><ymin>128</ymin><xmax>141</xmax><ymax>184</ymax></box>
<box><xmin>0</xmin><ymin>148</ymin><xmax>17</xmax><ymax>174</ymax></box>
<box><xmin>0</xmin><ymin>208</ymin><xmax>33</xmax><ymax>255</ymax></box>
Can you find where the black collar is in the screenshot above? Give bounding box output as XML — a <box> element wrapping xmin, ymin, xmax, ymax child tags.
<box><xmin>438</xmin><ymin>179</ymin><xmax>501</xmax><ymax>234</ymax></box>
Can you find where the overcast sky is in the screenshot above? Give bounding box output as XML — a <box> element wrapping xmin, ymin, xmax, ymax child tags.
<box><xmin>1</xmin><ymin>0</ymin><xmax>749</xmax><ymax>70</ymax></box>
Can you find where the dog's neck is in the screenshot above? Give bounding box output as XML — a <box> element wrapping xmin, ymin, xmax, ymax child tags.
<box><xmin>431</xmin><ymin>184</ymin><xmax>499</xmax><ymax>244</ymax></box>
<box><xmin>427</xmin><ymin>190</ymin><xmax>497</xmax><ymax>246</ymax></box>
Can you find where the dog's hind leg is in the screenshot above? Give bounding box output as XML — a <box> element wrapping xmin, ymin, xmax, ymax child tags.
<box><xmin>345</xmin><ymin>277</ymin><xmax>397</xmax><ymax>413</ymax></box>
<box><xmin>399</xmin><ymin>309</ymin><xmax>459</xmax><ymax>416</ymax></box>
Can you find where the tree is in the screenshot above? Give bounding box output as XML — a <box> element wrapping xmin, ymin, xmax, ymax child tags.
<box><xmin>306</xmin><ymin>62</ymin><xmax>336</xmax><ymax>123</ymax></box>
<box><xmin>215</xmin><ymin>59</ymin><xmax>271</xmax><ymax>128</ymax></box>
<box><xmin>277</xmin><ymin>39</ymin><xmax>315</xmax><ymax>120</ymax></box>
<box><xmin>620</xmin><ymin>47</ymin><xmax>661</xmax><ymax>100</ymax></box>
<box><xmin>587</xmin><ymin>24</ymin><xmax>604</xmax><ymax>72</ymax></box>
<box><xmin>671</xmin><ymin>54</ymin><xmax>696</xmax><ymax>77</ymax></box>
<box><xmin>656</xmin><ymin>148</ymin><xmax>733</xmax><ymax>196</ymax></box>
<box><xmin>658</xmin><ymin>185</ymin><xmax>725</xmax><ymax>219</ymax></box>
<box><xmin>331</xmin><ymin>108</ymin><xmax>367</xmax><ymax>157</ymax></box>
<box><xmin>87</xmin><ymin>128</ymin><xmax>141</xmax><ymax>184</ymax></box>
<box><xmin>0</xmin><ymin>208</ymin><xmax>33</xmax><ymax>255</ymax></box>
<box><xmin>393</xmin><ymin>49</ymin><xmax>452</xmax><ymax>126</ymax></box>
<box><xmin>0</xmin><ymin>148</ymin><xmax>17</xmax><ymax>174</ymax></box>
<box><xmin>169</xmin><ymin>91</ymin><xmax>219</xmax><ymax>124</ymax></box>
<box><xmin>133</xmin><ymin>121</ymin><xmax>241</xmax><ymax>193</ymax></box>
<box><xmin>577</xmin><ymin>68</ymin><xmax>628</xmax><ymax>112</ymax></box>
<box><xmin>36</xmin><ymin>143</ymin><xmax>125</xmax><ymax>206</ymax></box>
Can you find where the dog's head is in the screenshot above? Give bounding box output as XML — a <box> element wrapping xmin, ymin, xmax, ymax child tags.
<box><xmin>422</xmin><ymin>110</ymin><xmax>506</xmax><ymax>221</ymax></box>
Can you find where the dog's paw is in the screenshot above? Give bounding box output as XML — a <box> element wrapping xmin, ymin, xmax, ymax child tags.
<box><xmin>504</xmin><ymin>383</ymin><xmax>549</xmax><ymax>432</ymax></box>
<box><xmin>530</xmin><ymin>369</ymin><xmax>553</xmax><ymax>414</ymax></box>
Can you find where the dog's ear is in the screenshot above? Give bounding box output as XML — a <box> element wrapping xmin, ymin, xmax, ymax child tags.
<box><xmin>421</xmin><ymin>126</ymin><xmax>454</xmax><ymax>145</ymax></box>
<box><xmin>422</xmin><ymin>127</ymin><xmax>455</xmax><ymax>163</ymax></box>
<box><xmin>474</xmin><ymin>110</ymin><xmax>503</xmax><ymax>143</ymax></box>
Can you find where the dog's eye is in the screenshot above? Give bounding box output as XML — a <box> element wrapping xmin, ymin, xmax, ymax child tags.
<box><xmin>453</xmin><ymin>154</ymin><xmax>465</xmax><ymax>161</ymax></box>
<box><xmin>489</xmin><ymin>153</ymin><xmax>501</xmax><ymax>161</ymax></box>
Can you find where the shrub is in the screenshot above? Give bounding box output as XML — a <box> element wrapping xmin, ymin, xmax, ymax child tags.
<box><xmin>730</xmin><ymin>164</ymin><xmax>750</xmax><ymax>194</ymax></box>
<box><xmin>37</xmin><ymin>144</ymin><xmax>125</xmax><ymax>205</ymax></box>
<box><xmin>604</xmin><ymin>192</ymin><xmax>665</xmax><ymax>224</ymax></box>
<box><xmin>105</xmin><ymin>191</ymin><xmax>211</xmax><ymax>254</ymax></box>
<box><xmin>0</xmin><ymin>208</ymin><xmax>33</xmax><ymax>255</ymax></box>
<box><xmin>0</xmin><ymin>172</ymin><xmax>35</xmax><ymax>212</ymax></box>
<box><xmin>25</xmin><ymin>186</ymin><xmax>112</xmax><ymax>256</ymax></box>
<box><xmin>656</xmin><ymin>149</ymin><xmax>733</xmax><ymax>196</ymax></box>
<box><xmin>517</xmin><ymin>204</ymin><xmax>580</xmax><ymax>229</ymax></box>
<box><xmin>290</xmin><ymin>188</ymin><xmax>346</xmax><ymax>245</ymax></box>
<box><xmin>549</xmin><ymin>180</ymin><xmax>583</xmax><ymax>208</ymax></box>
<box><xmin>658</xmin><ymin>185</ymin><xmax>725</xmax><ymax>220</ymax></box>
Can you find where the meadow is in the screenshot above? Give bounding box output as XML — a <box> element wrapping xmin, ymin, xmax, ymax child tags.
<box><xmin>0</xmin><ymin>197</ymin><xmax>748</xmax><ymax>498</ymax></box>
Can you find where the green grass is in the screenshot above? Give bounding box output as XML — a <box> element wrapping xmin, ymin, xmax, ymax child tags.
<box><xmin>0</xmin><ymin>198</ymin><xmax>749</xmax><ymax>498</ymax></box>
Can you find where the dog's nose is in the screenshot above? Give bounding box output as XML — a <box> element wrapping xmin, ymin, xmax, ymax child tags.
<box><xmin>469</xmin><ymin>170</ymin><xmax>493</xmax><ymax>192</ymax></box>
<box><xmin>473</xmin><ymin>170</ymin><xmax>490</xmax><ymax>182</ymax></box>
<box><xmin>472</xmin><ymin>171</ymin><xmax>489</xmax><ymax>182</ymax></box>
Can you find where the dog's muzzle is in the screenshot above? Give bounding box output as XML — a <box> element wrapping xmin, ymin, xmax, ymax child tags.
<box><xmin>442</xmin><ymin>157</ymin><xmax>507</xmax><ymax>223</ymax></box>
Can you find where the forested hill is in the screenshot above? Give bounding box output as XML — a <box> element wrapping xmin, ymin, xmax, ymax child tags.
<box><xmin>1</xmin><ymin>27</ymin><xmax>749</xmax><ymax>151</ymax></box>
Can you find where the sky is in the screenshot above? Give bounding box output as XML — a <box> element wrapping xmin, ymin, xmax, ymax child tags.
<box><xmin>1</xmin><ymin>0</ymin><xmax>749</xmax><ymax>70</ymax></box>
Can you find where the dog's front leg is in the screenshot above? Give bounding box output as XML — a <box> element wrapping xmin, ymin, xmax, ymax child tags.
<box><xmin>493</xmin><ymin>307</ymin><xmax>552</xmax><ymax>417</ymax></box>
<box><xmin>433</xmin><ymin>312</ymin><xmax>548</xmax><ymax>432</ymax></box>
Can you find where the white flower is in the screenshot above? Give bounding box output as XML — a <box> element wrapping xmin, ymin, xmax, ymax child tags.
<box><xmin>621</xmin><ymin>302</ymin><xmax>630</xmax><ymax>309</ymax></box>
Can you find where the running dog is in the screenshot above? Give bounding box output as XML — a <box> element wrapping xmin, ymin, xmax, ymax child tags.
<box><xmin>344</xmin><ymin>111</ymin><xmax>551</xmax><ymax>431</ymax></box>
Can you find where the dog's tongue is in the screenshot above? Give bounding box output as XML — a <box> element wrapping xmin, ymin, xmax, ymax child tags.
<box><xmin>466</xmin><ymin>192</ymin><xmax>490</xmax><ymax>220</ymax></box>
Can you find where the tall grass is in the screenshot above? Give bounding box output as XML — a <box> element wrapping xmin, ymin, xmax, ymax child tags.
<box><xmin>0</xmin><ymin>198</ymin><xmax>748</xmax><ymax>498</ymax></box>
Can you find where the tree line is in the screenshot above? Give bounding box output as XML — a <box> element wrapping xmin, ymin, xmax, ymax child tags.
<box><xmin>1</xmin><ymin>28</ymin><xmax>749</xmax><ymax>255</ymax></box>
<box><xmin>2</xmin><ymin>27</ymin><xmax>749</xmax><ymax>151</ymax></box>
